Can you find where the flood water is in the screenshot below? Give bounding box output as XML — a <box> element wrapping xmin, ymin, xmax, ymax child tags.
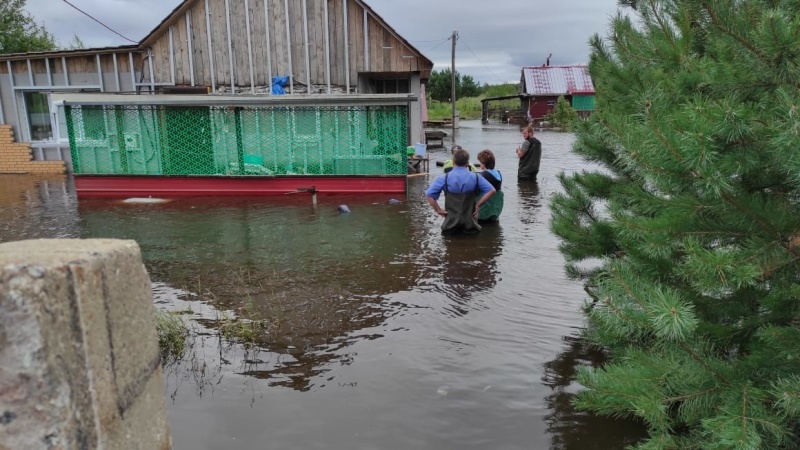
<box><xmin>0</xmin><ymin>121</ymin><xmax>646</xmax><ymax>449</ymax></box>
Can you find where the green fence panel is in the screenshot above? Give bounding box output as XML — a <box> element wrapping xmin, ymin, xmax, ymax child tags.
<box><xmin>571</xmin><ymin>95</ymin><xmax>595</xmax><ymax>112</ymax></box>
<box><xmin>66</xmin><ymin>104</ymin><xmax>409</xmax><ymax>176</ymax></box>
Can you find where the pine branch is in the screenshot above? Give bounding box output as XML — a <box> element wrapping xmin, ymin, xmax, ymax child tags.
<box><xmin>647</xmin><ymin>0</ymin><xmax>677</xmax><ymax>49</ymax></box>
<box><xmin>700</xmin><ymin>2</ymin><xmax>766</xmax><ymax>60</ymax></box>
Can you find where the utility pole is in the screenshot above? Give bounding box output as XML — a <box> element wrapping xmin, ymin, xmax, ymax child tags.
<box><xmin>451</xmin><ymin>29</ymin><xmax>457</xmax><ymax>145</ymax></box>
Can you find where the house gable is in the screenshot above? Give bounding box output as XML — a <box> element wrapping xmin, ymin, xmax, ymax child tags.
<box><xmin>141</xmin><ymin>0</ymin><xmax>434</xmax><ymax>90</ymax></box>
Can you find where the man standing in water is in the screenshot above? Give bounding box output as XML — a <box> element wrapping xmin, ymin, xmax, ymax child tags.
<box><xmin>516</xmin><ymin>126</ymin><xmax>542</xmax><ymax>181</ymax></box>
<box><xmin>425</xmin><ymin>148</ymin><xmax>495</xmax><ymax>234</ymax></box>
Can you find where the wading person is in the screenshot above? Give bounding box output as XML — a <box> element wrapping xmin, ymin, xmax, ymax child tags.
<box><xmin>476</xmin><ymin>149</ymin><xmax>503</xmax><ymax>223</ymax></box>
<box><xmin>516</xmin><ymin>126</ymin><xmax>542</xmax><ymax>181</ymax></box>
<box><xmin>426</xmin><ymin>148</ymin><xmax>495</xmax><ymax>234</ymax></box>
<box><xmin>442</xmin><ymin>144</ymin><xmax>477</xmax><ymax>173</ymax></box>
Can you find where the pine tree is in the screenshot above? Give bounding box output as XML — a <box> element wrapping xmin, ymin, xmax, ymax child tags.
<box><xmin>550</xmin><ymin>0</ymin><xmax>800</xmax><ymax>448</ymax></box>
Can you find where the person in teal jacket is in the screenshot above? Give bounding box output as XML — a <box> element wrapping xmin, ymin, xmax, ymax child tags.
<box><xmin>476</xmin><ymin>149</ymin><xmax>503</xmax><ymax>223</ymax></box>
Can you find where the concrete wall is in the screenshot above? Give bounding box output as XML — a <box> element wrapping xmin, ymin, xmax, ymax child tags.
<box><xmin>0</xmin><ymin>239</ymin><xmax>171</xmax><ymax>450</ymax></box>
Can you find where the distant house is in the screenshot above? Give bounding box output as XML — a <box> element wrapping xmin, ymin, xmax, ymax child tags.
<box><xmin>520</xmin><ymin>65</ymin><xmax>595</xmax><ymax>122</ymax></box>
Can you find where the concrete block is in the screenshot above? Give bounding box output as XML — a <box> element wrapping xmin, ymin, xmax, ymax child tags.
<box><xmin>0</xmin><ymin>239</ymin><xmax>171</xmax><ymax>450</ymax></box>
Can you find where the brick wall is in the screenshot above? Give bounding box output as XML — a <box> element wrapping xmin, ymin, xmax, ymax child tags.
<box><xmin>0</xmin><ymin>125</ymin><xmax>65</xmax><ymax>174</ymax></box>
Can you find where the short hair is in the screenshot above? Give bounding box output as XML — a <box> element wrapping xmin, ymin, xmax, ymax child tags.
<box><xmin>477</xmin><ymin>149</ymin><xmax>496</xmax><ymax>169</ymax></box>
<box><xmin>523</xmin><ymin>126</ymin><xmax>534</xmax><ymax>136</ymax></box>
<box><xmin>451</xmin><ymin>144</ymin><xmax>463</xmax><ymax>154</ymax></box>
<box><xmin>452</xmin><ymin>149</ymin><xmax>470</xmax><ymax>166</ymax></box>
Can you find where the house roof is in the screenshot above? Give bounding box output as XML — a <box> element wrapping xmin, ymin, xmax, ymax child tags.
<box><xmin>521</xmin><ymin>65</ymin><xmax>594</xmax><ymax>96</ymax></box>
<box><xmin>0</xmin><ymin>45</ymin><xmax>137</xmax><ymax>61</ymax></box>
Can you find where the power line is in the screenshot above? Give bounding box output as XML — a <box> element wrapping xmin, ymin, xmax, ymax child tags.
<box><xmin>458</xmin><ymin>36</ymin><xmax>507</xmax><ymax>84</ymax></box>
<box><xmin>426</xmin><ymin>37</ymin><xmax>451</xmax><ymax>53</ymax></box>
<box><xmin>61</xmin><ymin>0</ymin><xmax>138</xmax><ymax>44</ymax></box>
<box><xmin>410</xmin><ymin>37</ymin><xmax>451</xmax><ymax>43</ymax></box>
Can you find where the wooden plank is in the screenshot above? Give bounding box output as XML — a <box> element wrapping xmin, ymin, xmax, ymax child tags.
<box><xmin>185</xmin><ymin>11</ymin><xmax>195</xmax><ymax>85</ymax></box>
<box><xmin>174</xmin><ymin>16</ymin><xmax>190</xmax><ymax>85</ymax></box>
<box><xmin>191</xmin><ymin>2</ymin><xmax>209</xmax><ymax>87</ymax></box>
<box><xmin>288</xmin><ymin>0</ymin><xmax>303</xmax><ymax>91</ymax></box>
<box><xmin>322</xmin><ymin>0</ymin><xmax>330</xmax><ymax>92</ymax></box>
<box><xmin>349</xmin><ymin>0</ymin><xmax>362</xmax><ymax>82</ymax></box>
<box><xmin>244</xmin><ymin>0</ymin><xmax>255</xmax><ymax>91</ymax></box>
<box><xmin>209</xmin><ymin>0</ymin><xmax>228</xmax><ymax>87</ymax></box>
<box><xmin>249</xmin><ymin>0</ymin><xmax>265</xmax><ymax>87</ymax></box>
<box><xmin>302</xmin><ymin>0</ymin><xmax>311</xmax><ymax>88</ymax></box>
<box><xmin>313</xmin><ymin>0</ymin><xmax>324</xmax><ymax>86</ymax></box>
<box><xmin>271</xmin><ymin>0</ymin><xmax>287</xmax><ymax>79</ymax></box>
<box><xmin>329</xmin><ymin>0</ymin><xmax>343</xmax><ymax>87</ymax></box>
<box><xmin>262</xmin><ymin>0</ymin><xmax>273</xmax><ymax>88</ymax></box>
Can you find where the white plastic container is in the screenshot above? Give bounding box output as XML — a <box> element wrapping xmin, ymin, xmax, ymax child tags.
<box><xmin>414</xmin><ymin>143</ymin><xmax>427</xmax><ymax>157</ymax></box>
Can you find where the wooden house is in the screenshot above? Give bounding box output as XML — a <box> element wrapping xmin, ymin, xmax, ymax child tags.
<box><xmin>520</xmin><ymin>65</ymin><xmax>595</xmax><ymax>122</ymax></box>
<box><xmin>0</xmin><ymin>0</ymin><xmax>434</xmax><ymax>186</ymax></box>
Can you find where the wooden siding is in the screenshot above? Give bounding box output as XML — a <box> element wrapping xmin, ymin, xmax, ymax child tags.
<box><xmin>141</xmin><ymin>0</ymin><xmax>432</xmax><ymax>91</ymax></box>
<box><xmin>1</xmin><ymin>52</ymin><xmax>142</xmax><ymax>90</ymax></box>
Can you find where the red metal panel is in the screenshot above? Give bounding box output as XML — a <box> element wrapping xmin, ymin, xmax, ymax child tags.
<box><xmin>529</xmin><ymin>96</ymin><xmax>557</xmax><ymax>121</ymax></box>
<box><xmin>74</xmin><ymin>176</ymin><xmax>408</xmax><ymax>198</ymax></box>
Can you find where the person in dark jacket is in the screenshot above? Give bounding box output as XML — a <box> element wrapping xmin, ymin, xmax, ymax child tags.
<box><xmin>426</xmin><ymin>148</ymin><xmax>495</xmax><ymax>234</ymax></box>
<box><xmin>516</xmin><ymin>126</ymin><xmax>542</xmax><ymax>181</ymax></box>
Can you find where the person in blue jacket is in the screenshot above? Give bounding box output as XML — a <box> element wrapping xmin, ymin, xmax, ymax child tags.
<box><xmin>425</xmin><ymin>148</ymin><xmax>495</xmax><ymax>234</ymax></box>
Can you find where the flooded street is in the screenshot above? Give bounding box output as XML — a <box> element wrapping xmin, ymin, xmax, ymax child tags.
<box><xmin>0</xmin><ymin>121</ymin><xmax>645</xmax><ymax>449</ymax></box>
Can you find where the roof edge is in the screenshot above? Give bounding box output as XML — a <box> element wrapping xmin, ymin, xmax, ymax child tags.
<box><xmin>0</xmin><ymin>45</ymin><xmax>139</xmax><ymax>61</ymax></box>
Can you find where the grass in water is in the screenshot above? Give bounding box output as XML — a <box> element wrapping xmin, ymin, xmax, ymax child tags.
<box><xmin>155</xmin><ymin>309</ymin><xmax>190</xmax><ymax>365</ymax></box>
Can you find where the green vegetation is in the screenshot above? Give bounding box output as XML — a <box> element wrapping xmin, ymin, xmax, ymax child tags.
<box><xmin>551</xmin><ymin>0</ymin><xmax>800</xmax><ymax>448</ymax></box>
<box><xmin>0</xmin><ymin>0</ymin><xmax>56</xmax><ymax>54</ymax></box>
<box><xmin>427</xmin><ymin>81</ymin><xmax>521</xmax><ymax>121</ymax></box>
<box><xmin>155</xmin><ymin>309</ymin><xmax>190</xmax><ymax>365</ymax></box>
<box><xmin>544</xmin><ymin>96</ymin><xmax>578</xmax><ymax>131</ymax></box>
<box><xmin>426</xmin><ymin>68</ymin><xmax>481</xmax><ymax>102</ymax></box>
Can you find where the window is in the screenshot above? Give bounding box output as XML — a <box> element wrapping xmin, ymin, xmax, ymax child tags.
<box><xmin>24</xmin><ymin>92</ymin><xmax>53</xmax><ymax>141</ymax></box>
<box><xmin>370</xmin><ymin>78</ymin><xmax>411</xmax><ymax>94</ymax></box>
<box><xmin>82</xmin><ymin>106</ymin><xmax>107</xmax><ymax>140</ymax></box>
<box><xmin>73</xmin><ymin>106</ymin><xmax>109</xmax><ymax>144</ymax></box>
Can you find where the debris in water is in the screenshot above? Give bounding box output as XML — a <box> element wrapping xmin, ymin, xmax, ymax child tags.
<box><xmin>436</xmin><ymin>386</ymin><xmax>449</xmax><ymax>397</ymax></box>
<box><xmin>483</xmin><ymin>385</ymin><xmax>492</xmax><ymax>392</ymax></box>
<box><xmin>338</xmin><ymin>205</ymin><xmax>351</xmax><ymax>213</ymax></box>
<box><xmin>388</xmin><ymin>199</ymin><xmax>402</xmax><ymax>205</ymax></box>
<box><xmin>122</xmin><ymin>197</ymin><xmax>170</xmax><ymax>204</ymax></box>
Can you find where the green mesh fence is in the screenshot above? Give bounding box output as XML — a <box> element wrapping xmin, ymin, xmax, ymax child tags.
<box><xmin>65</xmin><ymin>104</ymin><xmax>408</xmax><ymax>176</ymax></box>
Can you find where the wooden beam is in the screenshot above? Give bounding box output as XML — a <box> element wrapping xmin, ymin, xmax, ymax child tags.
<box><xmin>224</xmin><ymin>0</ymin><xmax>235</xmax><ymax>92</ymax></box>
<box><xmin>363</xmin><ymin>8</ymin><xmax>369</xmax><ymax>71</ymax></box>
<box><xmin>128</xmin><ymin>52</ymin><xmax>136</xmax><ymax>92</ymax></box>
<box><xmin>169</xmin><ymin>27</ymin><xmax>176</xmax><ymax>86</ymax></box>
<box><xmin>96</xmin><ymin>54</ymin><xmax>104</xmax><ymax>92</ymax></box>
<box><xmin>148</xmin><ymin>48</ymin><xmax>155</xmax><ymax>92</ymax></box>
<box><xmin>62</xmin><ymin>57</ymin><xmax>69</xmax><ymax>86</ymax></box>
<box><xmin>45</xmin><ymin>58</ymin><xmax>53</xmax><ymax>86</ymax></box>
<box><xmin>324</xmin><ymin>0</ymin><xmax>331</xmax><ymax>94</ymax></box>
<box><xmin>244</xmin><ymin>0</ymin><xmax>255</xmax><ymax>93</ymax></box>
<box><xmin>343</xmin><ymin>0</ymin><xmax>349</xmax><ymax>92</ymax></box>
<box><xmin>27</xmin><ymin>59</ymin><xmax>34</xmax><ymax>86</ymax></box>
<box><xmin>284</xmin><ymin>0</ymin><xmax>293</xmax><ymax>94</ymax></box>
<box><xmin>186</xmin><ymin>10</ymin><xmax>196</xmax><ymax>86</ymax></box>
<box><xmin>113</xmin><ymin>53</ymin><xmax>121</xmax><ymax>91</ymax></box>
<box><xmin>302</xmin><ymin>0</ymin><xmax>311</xmax><ymax>90</ymax></box>
<box><xmin>205</xmin><ymin>0</ymin><xmax>216</xmax><ymax>93</ymax></box>
<box><xmin>264</xmin><ymin>0</ymin><xmax>273</xmax><ymax>93</ymax></box>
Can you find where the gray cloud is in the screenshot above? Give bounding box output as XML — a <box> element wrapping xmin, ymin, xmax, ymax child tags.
<box><xmin>27</xmin><ymin>0</ymin><xmax>621</xmax><ymax>83</ymax></box>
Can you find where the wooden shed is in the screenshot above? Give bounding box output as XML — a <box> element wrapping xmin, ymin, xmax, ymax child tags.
<box><xmin>0</xmin><ymin>0</ymin><xmax>434</xmax><ymax>170</ymax></box>
<box><xmin>520</xmin><ymin>65</ymin><xmax>595</xmax><ymax>122</ymax></box>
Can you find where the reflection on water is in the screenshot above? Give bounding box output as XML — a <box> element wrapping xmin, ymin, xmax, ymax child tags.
<box><xmin>0</xmin><ymin>122</ymin><xmax>644</xmax><ymax>449</ymax></box>
<box><xmin>543</xmin><ymin>334</ymin><xmax>648</xmax><ymax>449</ymax></box>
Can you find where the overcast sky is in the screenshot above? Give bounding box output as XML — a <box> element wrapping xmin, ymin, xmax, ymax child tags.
<box><xmin>27</xmin><ymin>0</ymin><xmax>622</xmax><ymax>84</ymax></box>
